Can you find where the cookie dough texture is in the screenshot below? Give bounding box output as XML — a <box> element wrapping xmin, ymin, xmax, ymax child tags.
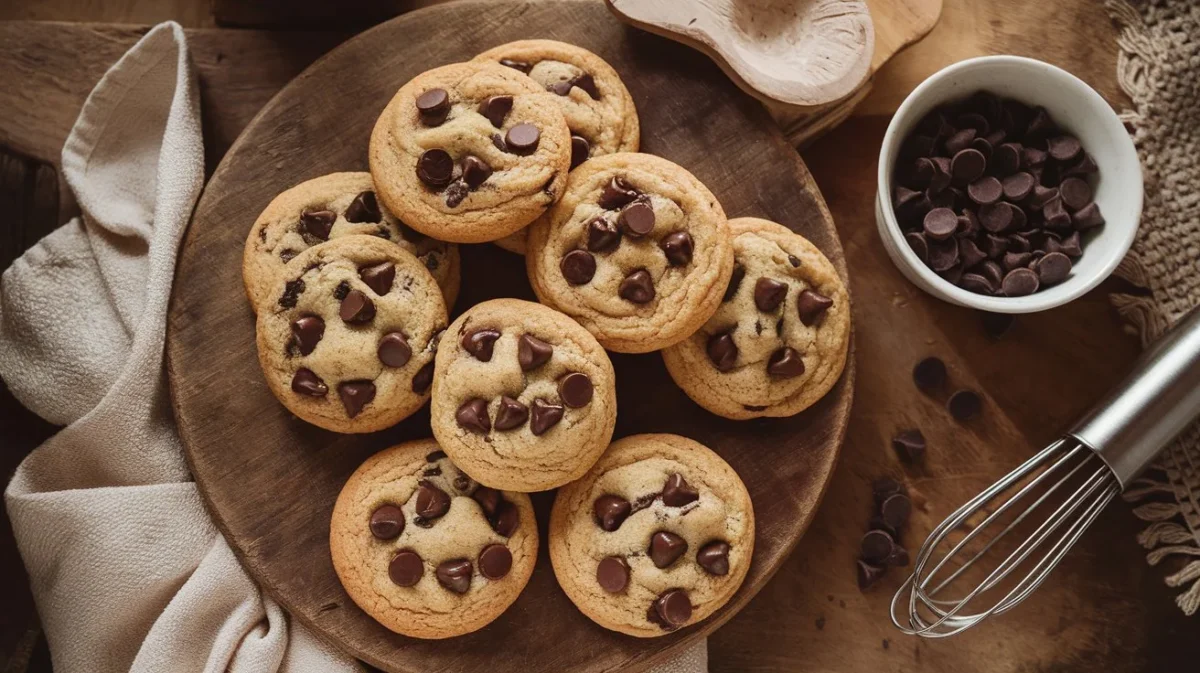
<box><xmin>256</xmin><ymin>235</ymin><xmax>448</xmax><ymax>433</ymax></box>
<box><xmin>369</xmin><ymin>61</ymin><xmax>571</xmax><ymax>243</ymax></box>
<box><xmin>549</xmin><ymin>434</ymin><xmax>754</xmax><ymax>637</ymax></box>
<box><xmin>431</xmin><ymin>299</ymin><xmax>617</xmax><ymax>491</ymax></box>
<box><xmin>242</xmin><ymin>171</ymin><xmax>460</xmax><ymax>310</ymax></box>
<box><xmin>330</xmin><ymin>439</ymin><xmax>538</xmax><ymax>639</ymax></box>
<box><xmin>526</xmin><ymin>153</ymin><xmax>734</xmax><ymax>353</ymax></box>
<box><xmin>662</xmin><ymin>218</ymin><xmax>850</xmax><ymax>419</ymax></box>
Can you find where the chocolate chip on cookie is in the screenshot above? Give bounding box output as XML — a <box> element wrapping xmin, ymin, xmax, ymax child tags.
<box><xmin>291</xmin><ymin>368</ymin><xmax>327</xmax><ymax>396</ymax></box>
<box><xmin>478</xmin><ymin>95</ymin><xmax>513</xmax><ymax>128</ymax></box>
<box><xmin>505</xmin><ymin>123</ymin><xmax>541</xmax><ymax>154</ymax></box>
<box><xmin>517</xmin><ymin>334</ymin><xmax>553</xmax><ymax>371</ymax></box>
<box><xmin>301</xmin><ymin>210</ymin><xmax>336</xmax><ymax>241</ymax></box>
<box><xmin>596</xmin><ymin>556</ymin><xmax>630</xmax><ymax>593</ymax></box>
<box><xmin>697</xmin><ymin>541</ymin><xmax>731</xmax><ymax>575</ymax></box>
<box><xmin>416</xmin><ymin>88</ymin><xmax>450</xmax><ymax>126</ymax></box>
<box><xmin>561</xmin><ymin>249</ymin><xmax>597</xmax><ymax>285</ymax></box>
<box><xmin>291</xmin><ymin>316</ymin><xmax>324</xmax><ymax>356</ymax></box>
<box><xmin>462</xmin><ymin>327</ymin><xmax>501</xmax><ymax>362</ymax></box>
<box><xmin>594</xmin><ymin>494</ymin><xmax>632</xmax><ymax>532</ymax></box>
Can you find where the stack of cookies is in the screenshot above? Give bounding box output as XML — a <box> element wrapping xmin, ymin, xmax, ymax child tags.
<box><xmin>242</xmin><ymin>40</ymin><xmax>850</xmax><ymax>641</ymax></box>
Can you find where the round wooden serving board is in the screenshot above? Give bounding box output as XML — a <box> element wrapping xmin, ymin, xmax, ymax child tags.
<box><xmin>166</xmin><ymin>2</ymin><xmax>854</xmax><ymax>671</ymax></box>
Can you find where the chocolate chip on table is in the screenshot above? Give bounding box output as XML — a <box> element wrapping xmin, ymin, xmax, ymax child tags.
<box><xmin>462</xmin><ymin>327</ymin><xmax>501</xmax><ymax>362</ymax></box>
<box><xmin>892</xmin><ymin>429</ymin><xmax>926</xmax><ymax>463</ymax></box>
<box><xmin>292</xmin><ymin>368</ymin><xmax>327</xmax><ymax>396</ymax></box>
<box><xmin>753</xmin><ymin>277</ymin><xmax>788</xmax><ymax>312</ymax></box>
<box><xmin>619</xmin><ymin>269</ymin><xmax>655</xmax><ymax>304</ymax></box>
<box><xmin>517</xmin><ymin>334</ymin><xmax>553</xmax><ymax>371</ymax></box>
<box><xmin>697</xmin><ymin>541</ymin><xmax>731</xmax><ymax>576</ymax></box>
<box><xmin>416</xmin><ymin>87</ymin><xmax>450</xmax><ymax>126</ymax></box>
<box><xmin>598</xmin><ymin>176</ymin><xmax>641</xmax><ymax>209</ymax></box>
<box><xmin>411</xmin><ymin>361</ymin><xmax>435</xmax><ymax>394</ymax></box>
<box><xmin>1001</xmin><ymin>267</ymin><xmax>1039</xmax><ymax>296</ymax></box>
<box><xmin>586</xmin><ymin>216</ymin><xmax>621</xmax><ymax>253</ymax></box>
<box><xmin>597</xmin><ymin>556</ymin><xmax>630</xmax><ymax>593</ymax></box>
<box><xmin>797</xmin><ymin>289</ymin><xmax>834</xmax><ymax>325</ymax></box>
<box><xmin>493</xmin><ymin>500</ymin><xmax>519</xmax><ymax>537</ymax></box>
<box><xmin>504</xmin><ymin>123</ymin><xmax>540</xmax><ymax>154</ymax></box>
<box><xmin>912</xmin><ymin>356</ymin><xmax>946</xmax><ymax>392</ymax></box>
<box><xmin>923</xmin><ymin>207</ymin><xmax>958</xmax><ymax>240</ymax></box>
<box><xmin>529</xmin><ymin>398</ymin><xmax>564</xmax><ymax>435</ymax></box>
<box><xmin>558</xmin><ymin>372</ymin><xmax>593</xmax><ymax>408</ymax></box>
<box><xmin>767</xmin><ymin>347</ymin><xmax>806</xmax><ymax>378</ymax></box>
<box><xmin>857</xmin><ymin>559</ymin><xmax>887</xmax><ymax>589</ymax></box>
<box><xmin>723</xmin><ymin>265</ymin><xmax>746</xmax><ymax>302</ymax></box>
<box><xmin>493</xmin><ymin>396</ymin><xmax>529</xmax><ymax>431</ymax></box>
<box><xmin>477</xmin><ymin>94</ymin><xmax>513</xmax><ymax>128</ymax></box>
<box><xmin>561</xmin><ymin>249</ymin><xmax>596</xmax><ymax>285</ymax></box>
<box><xmin>300</xmin><ymin>210</ymin><xmax>336</xmax><ymax>240</ymax></box>
<box><xmin>947</xmin><ymin>389</ymin><xmax>983</xmax><ymax>421</ymax></box>
<box><xmin>1036</xmin><ymin>251</ymin><xmax>1073</xmax><ymax>286</ymax></box>
<box><xmin>860</xmin><ymin>529</ymin><xmax>895</xmax><ymax>564</ymax></box>
<box><xmin>872</xmin><ymin>476</ymin><xmax>905</xmax><ymax>505</ymax></box>
<box><xmin>345</xmin><ymin>191</ymin><xmax>382</xmax><ymax>223</ymax></box>
<box><xmin>358</xmin><ymin>261</ymin><xmax>395</xmax><ymax>295</ymax></box>
<box><xmin>887</xmin><ymin>545</ymin><xmax>911</xmax><ymax>567</ymax></box>
<box><xmin>377</xmin><ymin>332</ymin><xmax>412</xmax><ymax>367</ymax></box>
<box><xmin>660</xmin><ymin>231</ymin><xmax>694</xmax><ymax>266</ymax></box>
<box><xmin>415</xmin><ymin>480</ymin><xmax>451</xmax><ymax>522</ymax></box>
<box><xmin>436</xmin><ymin>559</ymin><xmax>473</xmax><ymax>594</ymax></box>
<box><xmin>649</xmin><ymin>589</ymin><xmax>693</xmax><ymax>630</ymax></box>
<box><xmin>662</xmin><ymin>473</ymin><xmax>700</xmax><ymax>507</ymax></box>
<box><xmin>338</xmin><ymin>380</ymin><xmax>376</xmax><ymax>418</ymax></box>
<box><xmin>905</xmin><ymin>232</ymin><xmax>929</xmax><ymax>262</ymax></box>
<box><xmin>370</xmin><ymin>504</ymin><xmax>405</xmax><ymax>540</ymax></box>
<box><xmin>478</xmin><ymin>544</ymin><xmax>513</xmax><ymax>580</ymax></box>
<box><xmin>389</xmin><ymin>550</ymin><xmax>424</xmax><ymax>587</ymax></box>
<box><xmin>456</xmin><ymin>398</ymin><xmax>491</xmax><ymax>434</ymax></box>
<box><xmin>649</xmin><ymin>531</ymin><xmax>688</xmax><ymax>568</ymax></box>
<box><xmin>981</xmin><ymin>311</ymin><xmax>1016</xmax><ymax>339</ymax></box>
<box><xmin>570</xmin><ymin>135</ymin><xmax>590</xmax><ymax>169</ymax></box>
<box><xmin>880</xmin><ymin>493</ymin><xmax>913</xmax><ymax>530</ymax></box>
<box><xmin>706</xmin><ymin>331</ymin><xmax>738</xmax><ymax>372</ymax></box>
<box><xmin>461</xmin><ymin>155</ymin><xmax>493</xmax><ymax>189</ymax></box>
<box><xmin>417</xmin><ymin>149</ymin><xmax>454</xmax><ymax>188</ymax></box>
<box><xmin>618</xmin><ymin>201</ymin><xmax>655</xmax><ymax>236</ymax></box>
<box><xmin>1072</xmin><ymin>202</ymin><xmax>1105</xmax><ymax>230</ymax></box>
<box><xmin>290</xmin><ymin>316</ymin><xmax>324</xmax><ymax>356</ymax></box>
<box><xmin>594</xmin><ymin>494</ymin><xmax>632</xmax><ymax>531</ymax></box>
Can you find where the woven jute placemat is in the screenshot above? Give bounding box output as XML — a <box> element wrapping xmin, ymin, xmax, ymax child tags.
<box><xmin>1106</xmin><ymin>0</ymin><xmax>1200</xmax><ymax>616</ymax></box>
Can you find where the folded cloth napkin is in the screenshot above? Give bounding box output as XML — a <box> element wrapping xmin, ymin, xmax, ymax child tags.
<box><xmin>1</xmin><ymin>21</ymin><xmax>707</xmax><ymax>672</ymax></box>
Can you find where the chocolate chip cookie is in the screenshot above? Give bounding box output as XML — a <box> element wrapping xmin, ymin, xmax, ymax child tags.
<box><xmin>256</xmin><ymin>235</ymin><xmax>448</xmax><ymax>433</ymax></box>
<box><xmin>476</xmin><ymin>39</ymin><xmax>641</xmax><ymax>256</ymax></box>
<box><xmin>525</xmin><ymin>153</ymin><xmax>734</xmax><ymax>353</ymax></box>
<box><xmin>549</xmin><ymin>434</ymin><xmax>754</xmax><ymax>637</ymax></box>
<box><xmin>330</xmin><ymin>439</ymin><xmax>537</xmax><ymax>639</ymax></box>
<box><xmin>369</xmin><ymin>61</ymin><xmax>572</xmax><ymax>243</ymax></box>
<box><xmin>242</xmin><ymin>172</ymin><xmax>460</xmax><ymax>310</ymax></box>
<box><xmin>430</xmin><ymin>299</ymin><xmax>617</xmax><ymax>491</ymax></box>
<box><xmin>661</xmin><ymin>217</ymin><xmax>850</xmax><ymax>419</ymax></box>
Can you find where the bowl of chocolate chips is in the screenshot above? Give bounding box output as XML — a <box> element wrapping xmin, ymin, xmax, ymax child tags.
<box><xmin>876</xmin><ymin>55</ymin><xmax>1142</xmax><ymax>313</ymax></box>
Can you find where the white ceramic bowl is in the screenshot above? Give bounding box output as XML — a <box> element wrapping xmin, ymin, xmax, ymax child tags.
<box><xmin>876</xmin><ymin>55</ymin><xmax>1142</xmax><ymax>313</ymax></box>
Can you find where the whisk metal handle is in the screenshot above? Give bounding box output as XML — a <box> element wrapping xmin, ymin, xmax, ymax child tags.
<box><xmin>1070</xmin><ymin>303</ymin><xmax>1200</xmax><ymax>488</ymax></box>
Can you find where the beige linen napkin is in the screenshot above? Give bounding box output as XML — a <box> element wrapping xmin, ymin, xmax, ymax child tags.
<box><xmin>0</xmin><ymin>19</ymin><xmax>708</xmax><ymax>672</ymax></box>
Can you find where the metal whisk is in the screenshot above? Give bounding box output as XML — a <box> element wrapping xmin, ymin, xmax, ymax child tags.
<box><xmin>893</xmin><ymin>304</ymin><xmax>1200</xmax><ymax>637</ymax></box>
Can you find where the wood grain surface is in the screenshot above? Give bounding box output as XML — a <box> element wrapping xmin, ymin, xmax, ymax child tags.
<box><xmin>4</xmin><ymin>0</ymin><xmax>1199</xmax><ymax>671</ymax></box>
<box><xmin>164</xmin><ymin>3</ymin><xmax>852</xmax><ymax>672</ymax></box>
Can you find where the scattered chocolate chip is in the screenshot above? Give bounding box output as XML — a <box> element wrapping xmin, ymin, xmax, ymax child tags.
<box><xmin>370</xmin><ymin>504</ymin><xmax>405</xmax><ymax>540</ymax></box>
<box><xmin>861</xmin><ymin>529</ymin><xmax>894</xmax><ymax>564</ymax></box>
<box><xmin>505</xmin><ymin>123</ymin><xmax>540</xmax><ymax>154</ymax></box>
<box><xmin>706</xmin><ymin>331</ymin><xmax>738</xmax><ymax>372</ymax></box>
<box><xmin>660</xmin><ymin>231</ymin><xmax>694</xmax><ymax>266</ymax></box>
<box><xmin>561</xmin><ymin>249</ymin><xmax>596</xmax><ymax>285</ymax></box>
<box><xmin>754</xmin><ymin>277</ymin><xmax>788</xmax><ymax>312</ymax></box>
<box><xmin>912</xmin><ymin>356</ymin><xmax>946</xmax><ymax>392</ymax></box>
<box><xmin>358</xmin><ymin>262</ymin><xmax>395</xmax><ymax>295</ymax></box>
<box><xmin>301</xmin><ymin>210</ymin><xmax>336</xmax><ymax>240</ymax></box>
<box><xmin>411</xmin><ymin>361</ymin><xmax>435</xmax><ymax>394</ymax></box>
<box><xmin>461</xmin><ymin>155</ymin><xmax>493</xmax><ymax>189</ymax></box>
<box><xmin>947</xmin><ymin>389</ymin><xmax>983</xmax><ymax>421</ymax></box>
<box><xmin>378</xmin><ymin>332</ymin><xmax>412</xmax><ymax>367</ymax></box>
<box><xmin>619</xmin><ymin>269</ymin><xmax>655</xmax><ymax>304</ymax></box>
<box><xmin>530</xmin><ymin>398</ymin><xmax>564</xmax><ymax>435</ymax></box>
<box><xmin>697</xmin><ymin>541</ymin><xmax>731</xmax><ymax>576</ymax></box>
<box><xmin>456</xmin><ymin>398</ymin><xmax>491</xmax><ymax>434</ymax></box>
<box><xmin>872</xmin><ymin>477</ymin><xmax>905</xmax><ymax>504</ymax></box>
<box><xmin>880</xmin><ymin>493</ymin><xmax>913</xmax><ymax>530</ymax></box>
<box><xmin>1001</xmin><ymin>267</ymin><xmax>1039</xmax><ymax>296</ymax></box>
<box><xmin>981</xmin><ymin>311</ymin><xmax>1015</xmax><ymax>339</ymax></box>
<box><xmin>597</xmin><ymin>556</ymin><xmax>630</xmax><ymax>593</ymax></box>
<box><xmin>493</xmin><ymin>396</ymin><xmax>529</xmax><ymax>431</ymax></box>
<box><xmin>416</xmin><ymin>88</ymin><xmax>450</xmax><ymax>126</ymax></box>
<box><xmin>558</xmin><ymin>372</ymin><xmax>593</xmax><ymax>408</ymax></box>
<box><xmin>477</xmin><ymin>95</ymin><xmax>512</xmax><ymax>128</ymax></box>
<box><xmin>417</xmin><ymin>149</ymin><xmax>454</xmax><ymax>188</ymax></box>
<box><xmin>662</xmin><ymin>474</ymin><xmax>700</xmax><ymax>507</ymax></box>
<box><xmin>857</xmin><ymin>560</ymin><xmax>886</xmax><ymax>589</ymax></box>
<box><xmin>570</xmin><ymin>134</ymin><xmax>590</xmax><ymax>169</ymax></box>
<box><xmin>797</xmin><ymin>289</ymin><xmax>834</xmax><ymax>325</ymax></box>
<box><xmin>887</xmin><ymin>545</ymin><xmax>910</xmax><ymax>567</ymax></box>
<box><xmin>618</xmin><ymin>201</ymin><xmax>655</xmax><ymax>236</ymax></box>
<box><xmin>650</xmin><ymin>589</ymin><xmax>692</xmax><ymax>630</ymax></box>
<box><xmin>291</xmin><ymin>368</ymin><xmax>327</xmax><ymax>396</ymax></box>
<box><xmin>594</xmin><ymin>495</ymin><xmax>632</xmax><ymax>531</ymax></box>
<box><xmin>649</xmin><ymin>531</ymin><xmax>688</xmax><ymax>568</ymax></box>
<box><xmin>291</xmin><ymin>316</ymin><xmax>324</xmax><ymax>356</ymax></box>
<box><xmin>436</xmin><ymin>559</ymin><xmax>472</xmax><ymax>593</ymax></box>
<box><xmin>892</xmin><ymin>429</ymin><xmax>926</xmax><ymax>463</ymax></box>
<box><xmin>723</xmin><ymin>265</ymin><xmax>746</xmax><ymax>302</ymax></box>
<box><xmin>389</xmin><ymin>550</ymin><xmax>423</xmax><ymax>587</ymax></box>
<box><xmin>478</xmin><ymin>544</ymin><xmax>512</xmax><ymax>580</ymax></box>
<box><xmin>767</xmin><ymin>347</ymin><xmax>805</xmax><ymax>378</ymax></box>
<box><xmin>461</xmin><ymin>327</ymin><xmax>501</xmax><ymax>362</ymax></box>
<box><xmin>345</xmin><ymin>191</ymin><xmax>381</xmax><ymax>223</ymax></box>
<box><xmin>517</xmin><ymin>334</ymin><xmax>553</xmax><ymax>371</ymax></box>
<box><xmin>338</xmin><ymin>381</ymin><xmax>376</xmax><ymax>418</ymax></box>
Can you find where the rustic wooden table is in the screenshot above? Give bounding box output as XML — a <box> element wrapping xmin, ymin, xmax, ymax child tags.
<box><xmin>1</xmin><ymin>1</ymin><xmax>1196</xmax><ymax>672</ymax></box>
